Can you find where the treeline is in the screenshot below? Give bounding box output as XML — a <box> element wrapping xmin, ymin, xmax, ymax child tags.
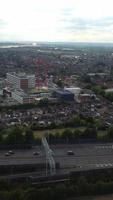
<box><xmin>48</xmin><ymin>125</ymin><xmax>113</xmax><ymax>143</ymax></box>
<box><xmin>0</xmin><ymin>126</ymin><xmax>39</xmax><ymax>148</ymax></box>
<box><xmin>31</xmin><ymin>115</ymin><xmax>102</xmax><ymax>131</ymax></box>
<box><xmin>0</xmin><ymin>114</ymin><xmax>113</xmax><ymax>146</ymax></box>
<box><xmin>48</xmin><ymin>127</ymin><xmax>97</xmax><ymax>144</ymax></box>
<box><xmin>1</xmin><ymin>175</ymin><xmax>113</xmax><ymax>199</ymax></box>
<box><xmin>87</xmin><ymin>84</ymin><xmax>113</xmax><ymax>102</ymax></box>
<box><xmin>1</xmin><ymin>122</ymin><xmax>113</xmax><ymax>147</ymax></box>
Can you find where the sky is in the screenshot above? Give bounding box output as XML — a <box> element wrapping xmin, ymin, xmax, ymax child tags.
<box><xmin>0</xmin><ymin>0</ymin><xmax>113</xmax><ymax>43</ymax></box>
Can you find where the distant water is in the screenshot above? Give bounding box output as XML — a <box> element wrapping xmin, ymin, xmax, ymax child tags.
<box><xmin>0</xmin><ymin>42</ymin><xmax>113</xmax><ymax>49</ymax></box>
<box><xmin>0</xmin><ymin>44</ymin><xmax>34</xmax><ymax>48</ymax></box>
<box><xmin>0</xmin><ymin>45</ymin><xmax>20</xmax><ymax>48</ymax></box>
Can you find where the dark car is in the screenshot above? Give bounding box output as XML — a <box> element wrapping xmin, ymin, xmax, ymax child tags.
<box><xmin>67</xmin><ymin>150</ymin><xmax>74</xmax><ymax>155</ymax></box>
<box><xmin>5</xmin><ymin>152</ymin><xmax>10</xmax><ymax>156</ymax></box>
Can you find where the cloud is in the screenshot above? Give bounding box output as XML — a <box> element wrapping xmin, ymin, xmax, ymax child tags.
<box><xmin>0</xmin><ymin>19</ymin><xmax>7</xmax><ymax>29</ymax></box>
<box><xmin>0</xmin><ymin>0</ymin><xmax>113</xmax><ymax>42</ymax></box>
<box><xmin>61</xmin><ymin>16</ymin><xmax>113</xmax><ymax>30</ymax></box>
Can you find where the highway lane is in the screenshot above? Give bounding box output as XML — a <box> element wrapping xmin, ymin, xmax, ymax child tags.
<box><xmin>51</xmin><ymin>143</ymin><xmax>113</xmax><ymax>170</ymax></box>
<box><xmin>51</xmin><ymin>143</ymin><xmax>113</xmax><ymax>157</ymax></box>
<box><xmin>0</xmin><ymin>143</ymin><xmax>113</xmax><ymax>170</ymax></box>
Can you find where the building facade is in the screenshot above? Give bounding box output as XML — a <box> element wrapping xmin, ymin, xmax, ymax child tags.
<box><xmin>7</xmin><ymin>72</ymin><xmax>35</xmax><ymax>90</ymax></box>
<box><xmin>12</xmin><ymin>90</ymin><xmax>34</xmax><ymax>104</ymax></box>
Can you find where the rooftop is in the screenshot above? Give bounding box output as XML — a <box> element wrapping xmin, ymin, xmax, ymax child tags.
<box><xmin>54</xmin><ymin>89</ymin><xmax>73</xmax><ymax>95</ymax></box>
<box><xmin>7</xmin><ymin>72</ymin><xmax>35</xmax><ymax>79</ymax></box>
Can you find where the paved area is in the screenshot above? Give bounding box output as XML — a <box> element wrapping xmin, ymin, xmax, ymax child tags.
<box><xmin>51</xmin><ymin>143</ymin><xmax>113</xmax><ymax>170</ymax></box>
<box><xmin>0</xmin><ymin>146</ymin><xmax>45</xmax><ymax>165</ymax></box>
<box><xmin>0</xmin><ymin>143</ymin><xmax>113</xmax><ymax>172</ymax></box>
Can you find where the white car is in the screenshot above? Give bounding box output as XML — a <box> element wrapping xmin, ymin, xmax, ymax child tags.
<box><xmin>9</xmin><ymin>150</ymin><xmax>14</xmax><ymax>154</ymax></box>
<box><xmin>33</xmin><ymin>151</ymin><xmax>40</xmax><ymax>156</ymax></box>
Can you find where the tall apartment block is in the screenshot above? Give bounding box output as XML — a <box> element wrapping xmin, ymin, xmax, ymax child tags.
<box><xmin>6</xmin><ymin>72</ymin><xmax>35</xmax><ymax>90</ymax></box>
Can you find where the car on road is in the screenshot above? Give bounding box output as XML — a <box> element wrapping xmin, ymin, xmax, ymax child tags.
<box><xmin>8</xmin><ymin>150</ymin><xmax>14</xmax><ymax>154</ymax></box>
<box><xmin>33</xmin><ymin>151</ymin><xmax>40</xmax><ymax>156</ymax></box>
<box><xmin>5</xmin><ymin>152</ymin><xmax>10</xmax><ymax>156</ymax></box>
<box><xmin>67</xmin><ymin>150</ymin><xmax>74</xmax><ymax>155</ymax></box>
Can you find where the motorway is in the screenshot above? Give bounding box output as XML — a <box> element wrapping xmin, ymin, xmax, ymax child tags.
<box><xmin>0</xmin><ymin>146</ymin><xmax>45</xmax><ymax>165</ymax></box>
<box><xmin>0</xmin><ymin>143</ymin><xmax>113</xmax><ymax>172</ymax></box>
<box><xmin>52</xmin><ymin>143</ymin><xmax>113</xmax><ymax>171</ymax></box>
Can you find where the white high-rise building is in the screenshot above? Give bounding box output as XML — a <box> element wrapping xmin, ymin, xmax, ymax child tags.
<box><xmin>6</xmin><ymin>72</ymin><xmax>35</xmax><ymax>90</ymax></box>
<box><xmin>27</xmin><ymin>75</ymin><xmax>35</xmax><ymax>89</ymax></box>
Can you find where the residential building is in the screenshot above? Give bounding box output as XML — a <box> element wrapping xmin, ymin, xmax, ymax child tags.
<box><xmin>6</xmin><ymin>72</ymin><xmax>35</xmax><ymax>90</ymax></box>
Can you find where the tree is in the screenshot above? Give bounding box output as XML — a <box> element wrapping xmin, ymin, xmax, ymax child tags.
<box><xmin>73</xmin><ymin>129</ymin><xmax>81</xmax><ymax>140</ymax></box>
<box><xmin>72</xmin><ymin>115</ymin><xmax>81</xmax><ymax>126</ymax></box>
<box><xmin>92</xmin><ymin>85</ymin><xmax>105</xmax><ymax>96</ymax></box>
<box><xmin>81</xmin><ymin>126</ymin><xmax>97</xmax><ymax>139</ymax></box>
<box><xmin>105</xmin><ymin>92</ymin><xmax>113</xmax><ymax>102</ymax></box>
<box><xmin>24</xmin><ymin>128</ymin><xmax>34</xmax><ymax>144</ymax></box>
<box><xmin>78</xmin><ymin>176</ymin><xmax>89</xmax><ymax>195</ymax></box>
<box><xmin>38</xmin><ymin>98</ymin><xmax>49</xmax><ymax>107</ymax></box>
<box><xmin>56</xmin><ymin>79</ymin><xmax>64</xmax><ymax>88</ymax></box>
<box><xmin>81</xmin><ymin>74</ymin><xmax>91</xmax><ymax>83</ymax></box>
<box><xmin>62</xmin><ymin>129</ymin><xmax>73</xmax><ymax>142</ymax></box>
<box><xmin>94</xmin><ymin>119</ymin><xmax>103</xmax><ymax>130</ymax></box>
<box><xmin>6</xmin><ymin>126</ymin><xmax>24</xmax><ymax>145</ymax></box>
<box><xmin>0</xmin><ymin>132</ymin><xmax>3</xmax><ymax>144</ymax></box>
<box><xmin>85</xmin><ymin>117</ymin><xmax>94</xmax><ymax>124</ymax></box>
<box><xmin>108</xmin><ymin>126</ymin><xmax>113</xmax><ymax>139</ymax></box>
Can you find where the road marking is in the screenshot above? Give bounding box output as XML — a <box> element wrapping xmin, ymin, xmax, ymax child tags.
<box><xmin>108</xmin><ymin>163</ymin><xmax>112</xmax><ymax>166</ymax></box>
<box><xmin>104</xmin><ymin>164</ymin><xmax>108</xmax><ymax>167</ymax></box>
<box><xmin>95</xmin><ymin>145</ymin><xmax>112</xmax><ymax>149</ymax></box>
<box><xmin>96</xmin><ymin>164</ymin><xmax>100</xmax><ymax>168</ymax></box>
<box><xmin>96</xmin><ymin>163</ymin><xmax>113</xmax><ymax>168</ymax></box>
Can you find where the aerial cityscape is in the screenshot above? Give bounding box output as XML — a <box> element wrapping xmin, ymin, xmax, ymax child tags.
<box><xmin>1</xmin><ymin>0</ymin><xmax>113</xmax><ymax>199</ymax></box>
<box><xmin>0</xmin><ymin>42</ymin><xmax>113</xmax><ymax>199</ymax></box>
